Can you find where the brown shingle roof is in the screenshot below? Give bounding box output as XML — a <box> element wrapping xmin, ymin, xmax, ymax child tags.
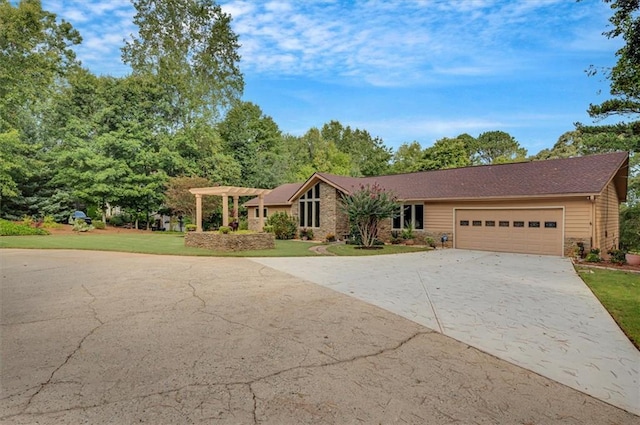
<box><xmin>244</xmin><ymin>182</ymin><xmax>303</xmax><ymax>207</ymax></box>
<box><xmin>246</xmin><ymin>152</ymin><xmax>629</xmax><ymax>206</ymax></box>
<box><xmin>314</xmin><ymin>151</ymin><xmax>629</xmax><ymax>201</ymax></box>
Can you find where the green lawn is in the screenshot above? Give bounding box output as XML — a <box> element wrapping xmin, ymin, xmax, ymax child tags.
<box><xmin>0</xmin><ymin>233</ymin><xmax>427</xmax><ymax>257</ymax></box>
<box><xmin>577</xmin><ymin>267</ymin><xmax>640</xmax><ymax>349</ymax></box>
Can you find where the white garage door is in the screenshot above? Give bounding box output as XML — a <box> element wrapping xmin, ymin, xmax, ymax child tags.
<box><xmin>455</xmin><ymin>208</ymin><xmax>563</xmax><ymax>256</ymax></box>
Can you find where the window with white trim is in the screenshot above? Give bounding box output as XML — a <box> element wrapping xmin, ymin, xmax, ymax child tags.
<box><xmin>299</xmin><ymin>183</ymin><xmax>320</xmax><ymax>228</ymax></box>
<box><xmin>392</xmin><ymin>203</ymin><xmax>424</xmax><ymax>230</ymax></box>
<box><xmin>254</xmin><ymin>208</ymin><xmax>268</xmax><ymax>218</ymax></box>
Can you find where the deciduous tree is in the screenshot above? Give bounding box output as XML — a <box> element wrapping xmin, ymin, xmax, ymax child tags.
<box><xmin>122</xmin><ymin>0</ymin><xmax>243</xmax><ymax>128</ymax></box>
<box><xmin>164</xmin><ymin>176</ymin><xmax>218</xmax><ymax>223</ymax></box>
<box><xmin>390</xmin><ymin>141</ymin><xmax>424</xmax><ymax>174</ymax></box>
<box><xmin>0</xmin><ymin>0</ymin><xmax>81</xmax><ymax>133</ymax></box>
<box><xmin>472</xmin><ymin>131</ymin><xmax>527</xmax><ymax>164</ymax></box>
<box><xmin>421</xmin><ymin>137</ymin><xmax>471</xmax><ymax>170</ymax></box>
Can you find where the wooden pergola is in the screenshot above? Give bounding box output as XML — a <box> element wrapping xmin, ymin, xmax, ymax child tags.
<box><xmin>188</xmin><ymin>186</ymin><xmax>272</xmax><ymax>232</ymax></box>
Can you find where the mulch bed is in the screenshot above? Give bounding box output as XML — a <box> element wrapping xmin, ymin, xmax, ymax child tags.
<box><xmin>574</xmin><ymin>259</ymin><xmax>640</xmax><ymax>274</ymax></box>
<box><xmin>46</xmin><ymin>225</ymin><xmax>150</xmax><ymax>236</ymax></box>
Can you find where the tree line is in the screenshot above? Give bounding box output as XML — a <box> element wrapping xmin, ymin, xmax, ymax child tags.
<box><xmin>1</xmin><ymin>0</ymin><xmax>637</xmax><ymax>228</ymax></box>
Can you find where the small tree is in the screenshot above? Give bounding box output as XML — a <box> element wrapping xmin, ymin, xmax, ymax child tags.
<box><xmin>341</xmin><ymin>183</ymin><xmax>398</xmax><ymax>248</ymax></box>
<box><xmin>164</xmin><ymin>176</ymin><xmax>219</xmax><ymax>223</ymax></box>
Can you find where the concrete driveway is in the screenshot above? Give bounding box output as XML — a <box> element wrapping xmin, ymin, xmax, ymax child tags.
<box><xmin>254</xmin><ymin>249</ymin><xmax>640</xmax><ymax>416</ymax></box>
<box><xmin>1</xmin><ymin>249</ymin><xmax>638</xmax><ymax>424</ymax></box>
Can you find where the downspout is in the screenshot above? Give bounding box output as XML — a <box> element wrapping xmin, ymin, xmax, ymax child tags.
<box><xmin>590</xmin><ymin>195</ymin><xmax>597</xmax><ymax>251</ymax></box>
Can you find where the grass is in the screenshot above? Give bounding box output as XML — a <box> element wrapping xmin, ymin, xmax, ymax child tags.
<box><xmin>0</xmin><ymin>232</ymin><xmax>427</xmax><ymax>257</ymax></box>
<box><xmin>577</xmin><ymin>266</ymin><xmax>640</xmax><ymax>349</ymax></box>
<box><xmin>326</xmin><ymin>243</ymin><xmax>430</xmax><ymax>256</ymax></box>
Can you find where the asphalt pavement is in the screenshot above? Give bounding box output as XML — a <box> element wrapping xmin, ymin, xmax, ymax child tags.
<box><xmin>1</xmin><ymin>249</ymin><xmax>638</xmax><ymax>424</ymax></box>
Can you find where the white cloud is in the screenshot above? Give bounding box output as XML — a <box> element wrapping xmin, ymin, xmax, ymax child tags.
<box><xmin>219</xmin><ymin>0</ymin><xmax>613</xmax><ymax>87</ymax></box>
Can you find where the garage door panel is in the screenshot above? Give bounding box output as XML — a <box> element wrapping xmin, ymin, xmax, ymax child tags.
<box><xmin>455</xmin><ymin>209</ymin><xmax>563</xmax><ymax>256</ymax></box>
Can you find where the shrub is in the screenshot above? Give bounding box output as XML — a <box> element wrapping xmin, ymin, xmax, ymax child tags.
<box><xmin>93</xmin><ymin>220</ymin><xmax>106</xmax><ymax>230</ymax></box>
<box><xmin>620</xmin><ymin>204</ymin><xmax>640</xmax><ymax>252</ymax></box>
<box><xmin>239</xmin><ymin>218</ymin><xmax>249</xmax><ymax>231</ymax></box>
<box><xmin>108</xmin><ymin>213</ymin><xmax>131</xmax><ymax>227</ymax></box>
<box><xmin>401</xmin><ymin>226</ymin><xmax>414</xmax><ymax>240</ymax></box>
<box><xmin>41</xmin><ymin>215</ymin><xmax>63</xmax><ymax>229</ymax></box>
<box><xmin>325</xmin><ymin>233</ymin><xmax>336</xmax><ymax>242</ymax></box>
<box><xmin>0</xmin><ymin>219</ymin><xmax>49</xmax><ymax>236</ymax></box>
<box><xmin>266</xmin><ymin>212</ymin><xmax>298</xmax><ymax>240</ymax></box>
<box><xmin>20</xmin><ymin>215</ymin><xmax>34</xmax><ymax>227</ymax></box>
<box><xmin>185</xmin><ymin>224</ymin><xmax>197</xmax><ymax>232</ymax></box>
<box><xmin>219</xmin><ymin>226</ymin><xmax>231</xmax><ymax>234</ymax></box>
<box><xmin>585</xmin><ymin>248</ymin><xmax>602</xmax><ymax>263</ymax></box>
<box><xmin>607</xmin><ymin>249</ymin><xmax>627</xmax><ymax>265</ymax></box>
<box><xmin>346</xmin><ymin>224</ymin><xmax>362</xmax><ymax>245</ymax></box>
<box><xmin>425</xmin><ymin>236</ymin><xmax>436</xmax><ymax>248</ymax></box>
<box><xmin>263</xmin><ymin>225</ymin><xmax>274</xmax><ymax>233</ymax></box>
<box><xmin>300</xmin><ymin>228</ymin><xmax>314</xmax><ymax>240</ymax></box>
<box><xmin>73</xmin><ymin>219</ymin><xmax>93</xmax><ymax>232</ymax></box>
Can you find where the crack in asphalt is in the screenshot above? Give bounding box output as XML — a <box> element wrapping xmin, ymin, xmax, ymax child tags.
<box><xmin>82</xmin><ymin>284</ymin><xmax>104</xmax><ymax>325</ymax></box>
<box><xmin>20</xmin><ymin>321</ymin><xmax>103</xmax><ymax>415</ymax></box>
<box><xmin>14</xmin><ymin>285</ymin><xmax>105</xmax><ymax>415</ymax></box>
<box><xmin>1</xmin><ymin>331</ymin><xmax>430</xmax><ymax>422</ymax></box>
<box><xmin>250</xmin><ymin>384</ymin><xmax>258</xmax><ymax>424</ymax></box>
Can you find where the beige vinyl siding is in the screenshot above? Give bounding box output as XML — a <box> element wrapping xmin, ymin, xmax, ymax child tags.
<box><xmin>595</xmin><ymin>181</ymin><xmax>621</xmax><ymax>251</ymax></box>
<box><xmin>563</xmin><ymin>200</ymin><xmax>592</xmax><ymax>238</ymax></box>
<box><xmin>247</xmin><ymin>205</ymin><xmax>291</xmax><ymax>231</ymax></box>
<box><xmin>425</xmin><ymin>197</ymin><xmax>593</xmax><ymax>238</ymax></box>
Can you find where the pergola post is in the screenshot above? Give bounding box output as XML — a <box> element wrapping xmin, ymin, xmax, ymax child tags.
<box><xmin>222</xmin><ymin>193</ymin><xmax>229</xmax><ymax>227</ymax></box>
<box><xmin>258</xmin><ymin>194</ymin><xmax>265</xmax><ymax>231</ymax></box>
<box><xmin>233</xmin><ymin>196</ymin><xmax>239</xmax><ymax>222</ymax></box>
<box><xmin>195</xmin><ymin>194</ymin><xmax>203</xmax><ymax>232</ymax></box>
<box><xmin>188</xmin><ymin>187</ymin><xmax>272</xmax><ymax>232</ymax></box>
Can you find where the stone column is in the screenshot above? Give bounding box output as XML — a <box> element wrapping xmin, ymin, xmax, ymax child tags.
<box><xmin>258</xmin><ymin>195</ymin><xmax>265</xmax><ymax>231</ymax></box>
<box><xmin>222</xmin><ymin>193</ymin><xmax>229</xmax><ymax>227</ymax></box>
<box><xmin>195</xmin><ymin>194</ymin><xmax>203</xmax><ymax>232</ymax></box>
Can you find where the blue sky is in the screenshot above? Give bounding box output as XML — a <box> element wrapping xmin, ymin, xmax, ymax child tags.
<box><xmin>42</xmin><ymin>0</ymin><xmax>621</xmax><ymax>155</ymax></box>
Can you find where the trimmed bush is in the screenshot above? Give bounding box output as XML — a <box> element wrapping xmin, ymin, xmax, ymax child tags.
<box><xmin>219</xmin><ymin>226</ymin><xmax>231</xmax><ymax>234</ymax></box>
<box><xmin>0</xmin><ymin>219</ymin><xmax>49</xmax><ymax>236</ymax></box>
<box><xmin>266</xmin><ymin>212</ymin><xmax>298</xmax><ymax>240</ymax></box>
<box><xmin>93</xmin><ymin>220</ymin><xmax>106</xmax><ymax>230</ymax></box>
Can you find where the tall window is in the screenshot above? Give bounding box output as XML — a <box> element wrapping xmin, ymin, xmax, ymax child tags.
<box><xmin>392</xmin><ymin>203</ymin><xmax>424</xmax><ymax>230</ymax></box>
<box><xmin>299</xmin><ymin>183</ymin><xmax>320</xmax><ymax>228</ymax></box>
<box><xmin>254</xmin><ymin>208</ymin><xmax>268</xmax><ymax>218</ymax></box>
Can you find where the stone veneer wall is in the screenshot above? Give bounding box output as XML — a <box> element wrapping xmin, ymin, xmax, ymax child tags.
<box><xmin>291</xmin><ymin>182</ymin><xmax>349</xmax><ymax>241</ymax></box>
<box><xmin>564</xmin><ymin>237</ymin><xmax>591</xmax><ymax>258</ymax></box>
<box><xmin>185</xmin><ymin>232</ymin><xmax>275</xmax><ymax>251</ymax></box>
